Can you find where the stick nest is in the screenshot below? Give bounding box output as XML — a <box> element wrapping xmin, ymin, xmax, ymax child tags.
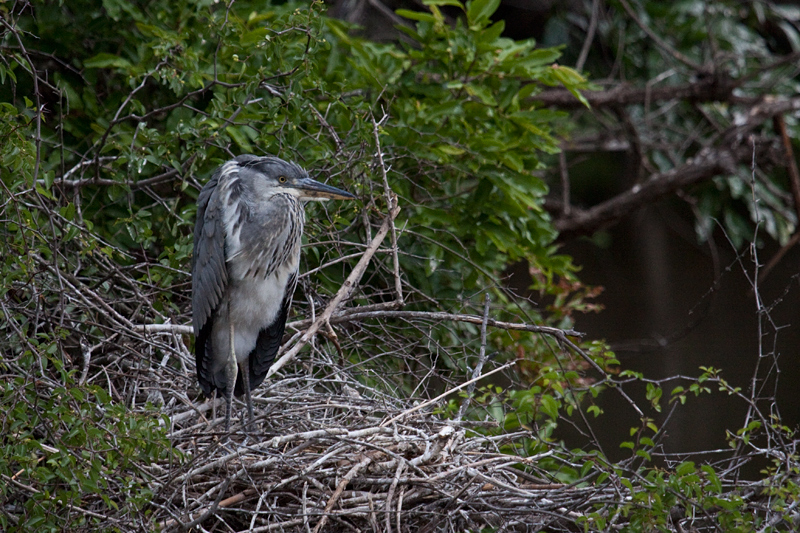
<box><xmin>148</xmin><ymin>349</ymin><xmax>609</xmax><ymax>533</ymax></box>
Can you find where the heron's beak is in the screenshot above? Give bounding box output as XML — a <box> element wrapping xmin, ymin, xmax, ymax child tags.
<box><xmin>295</xmin><ymin>177</ymin><xmax>356</xmax><ymax>201</ymax></box>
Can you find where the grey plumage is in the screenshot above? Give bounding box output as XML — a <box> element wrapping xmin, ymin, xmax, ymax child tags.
<box><xmin>192</xmin><ymin>155</ymin><xmax>355</xmax><ymax>430</ymax></box>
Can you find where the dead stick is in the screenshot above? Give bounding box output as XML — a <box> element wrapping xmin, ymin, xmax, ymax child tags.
<box><xmin>312</xmin><ymin>456</ymin><xmax>373</xmax><ymax>533</ymax></box>
<box><xmin>381</xmin><ymin>361</ymin><xmax>516</xmax><ymax>427</ymax></box>
<box><xmin>384</xmin><ymin>461</ymin><xmax>405</xmax><ymax>533</ymax></box>
<box><xmin>372</xmin><ymin>114</ymin><xmax>404</xmax><ymax>305</ymax></box>
<box><xmin>219</xmin><ymin>487</ymin><xmax>257</xmax><ymax>508</ymax></box>
<box><xmin>135</xmin><ymin>306</ymin><xmax>584</xmax><ymax>340</ymax></box>
<box><xmin>296</xmin><ymin>310</ymin><xmax>583</xmax><ymax>337</ymax></box>
<box><xmin>455</xmin><ymin>293</ymin><xmax>491</xmax><ymax>421</ymax></box>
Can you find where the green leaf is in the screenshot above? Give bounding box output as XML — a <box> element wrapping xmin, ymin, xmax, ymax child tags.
<box><xmin>465</xmin><ymin>84</ymin><xmax>497</xmax><ymax>106</ymax></box>
<box><xmin>539</xmin><ymin>394</ymin><xmax>559</xmax><ymax>420</ymax></box>
<box><xmin>477</xmin><ymin>20</ymin><xmax>505</xmax><ymax>46</ymax></box>
<box><xmin>226</xmin><ymin>126</ymin><xmax>253</xmax><ymax>152</ymax></box>
<box><xmin>676</xmin><ymin>461</ymin><xmax>695</xmax><ymax>476</ymax></box>
<box><xmin>240</xmin><ymin>28</ymin><xmax>269</xmax><ymax>45</ymax></box>
<box><xmin>423</xmin><ymin>0</ymin><xmax>464</xmax><ymax>8</ymax></box>
<box><xmin>550</xmin><ymin>66</ymin><xmax>589</xmax><ymax>107</ymax></box>
<box><xmin>500</xmin><ymin>152</ymin><xmax>524</xmax><ymax>172</ymax></box>
<box><xmin>466</xmin><ymin>0</ymin><xmax>501</xmax><ymax>27</ymax></box>
<box><xmin>83</xmin><ymin>53</ymin><xmax>132</xmax><ymax>69</ymax></box>
<box><xmin>434</xmin><ymin>144</ymin><xmax>465</xmax><ymax>156</ymax></box>
<box><xmin>701</xmin><ymin>465</ymin><xmax>722</xmax><ymax>493</ymax></box>
<box><xmin>395</xmin><ymin>9</ymin><xmax>438</xmax><ymax>23</ymax></box>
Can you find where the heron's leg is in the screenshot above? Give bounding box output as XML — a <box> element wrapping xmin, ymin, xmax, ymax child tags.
<box><xmin>225</xmin><ymin>314</ymin><xmax>238</xmax><ymax>432</ymax></box>
<box><xmin>239</xmin><ymin>360</ymin><xmax>255</xmax><ymax>432</ymax></box>
<box><xmin>211</xmin><ymin>388</ymin><xmax>217</xmax><ymax>427</ymax></box>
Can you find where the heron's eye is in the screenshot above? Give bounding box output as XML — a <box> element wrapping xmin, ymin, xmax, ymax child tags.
<box><xmin>278</xmin><ymin>176</ymin><xmax>287</xmax><ymax>183</ymax></box>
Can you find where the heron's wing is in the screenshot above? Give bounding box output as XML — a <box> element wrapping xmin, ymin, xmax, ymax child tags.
<box><xmin>192</xmin><ymin>170</ymin><xmax>228</xmax><ymax>397</ymax></box>
<box><xmin>242</xmin><ymin>270</ymin><xmax>297</xmax><ymax>394</ymax></box>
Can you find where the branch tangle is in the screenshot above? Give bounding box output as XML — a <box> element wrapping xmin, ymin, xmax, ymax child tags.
<box><xmin>552</xmin><ymin>96</ymin><xmax>800</xmax><ymax>238</ymax></box>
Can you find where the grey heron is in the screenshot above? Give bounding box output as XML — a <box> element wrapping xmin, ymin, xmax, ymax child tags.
<box><xmin>192</xmin><ymin>155</ymin><xmax>355</xmax><ymax>431</ymax></box>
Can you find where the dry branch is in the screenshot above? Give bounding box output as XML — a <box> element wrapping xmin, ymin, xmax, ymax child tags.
<box><xmin>135</xmin><ymin>308</ymin><xmax>584</xmax><ymax>339</ymax></box>
<box><xmin>533</xmin><ymin>76</ymin><xmax>739</xmax><ymax>109</ymax></box>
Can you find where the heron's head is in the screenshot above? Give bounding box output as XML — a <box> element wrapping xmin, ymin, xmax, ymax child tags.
<box><xmin>234</xmin><ymin>155</ymin><xmax>356</xmax><ymax>201</ymax></box>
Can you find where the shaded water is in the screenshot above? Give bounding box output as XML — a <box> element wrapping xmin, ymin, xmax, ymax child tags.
<box><xmin>509</xmin><ymin>200</ymin><xmax>800</xmax><ymax>467</ymax></box>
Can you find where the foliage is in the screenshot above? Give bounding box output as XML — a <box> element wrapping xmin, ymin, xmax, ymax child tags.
<box><xmin>0</xmin><ymin>352</ymin><xmax>174</xmax><ymax>531</ymax></box>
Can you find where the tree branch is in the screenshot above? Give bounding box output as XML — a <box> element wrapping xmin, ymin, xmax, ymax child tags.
<box><xmin>533</xmin><ymin>75</ymin><xmax>739</xmax><ymax>109</ymax></box>
<box><xmin>553</xmin><ymin>96</ymin><xmax>800</xmax><ymax>237</ymax></box>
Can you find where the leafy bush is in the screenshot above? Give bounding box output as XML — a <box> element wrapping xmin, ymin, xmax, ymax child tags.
<box><xmin>0</xmin><ymin>352</ymin><xmax>174</xmax><ymax>531</ymax></box>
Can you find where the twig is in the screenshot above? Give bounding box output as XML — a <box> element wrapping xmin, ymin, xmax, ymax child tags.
<box><xmin>372</xmin><ymin>114</ymin><xmax>404</xmax><ymax>306</ymax></box>
<box><xmin>308</xmin><ymin>103</ymin><xmax>344</xmax><ymax>154</ymax></box>
<box><xmin>175</xmin><ymin>448</ymin><xmax>245</xmax><ymax>483</ymax></box>
<box><xmin>269</xmin><ymin>425</ymin><xmax>392</xmax><ymax>448</ymax></box>
<box><xmin>296</xmin><ymin>309</ymin><xmax>584</xmax><ymax>337</ymax></box>
<box><xmin>134</xmin><ymin>309</ymin><xmax>584</xmax><ymax>339</ymax></box>
<box><xmin>384</xmin><ymin>461</ymin><xmax>404</xmax><ymax>533</ymax></box>
<box><xmin>381</xmin><ymin>361</ymin><xmax>516</xmax><ymax>427</ymax></box>
<box><xmin>58</xmin><ymin>156</ymin><xmax>119</xmax><ymax>182</ymax></box>
<box><xmin>303</xmin><ymin>482</ymin><xmax>312</xmax><ymax>533</ymax></box>
<box><xmin>135</xmin><ymin>323</ymin><xmax>193</xmax><ymax>335</ymax></box>
<box><xmin>312</xmin><ymin>456</ymin><xmax>373</xmax><ymax>533</ymax></box>
<box><xmin>172</xmin><ymin>478</ymin><xmax>231</xmax><ymax>531</ymax></box>
<box><xmin>576</xmin><ymin>0</ymin><xmax>599</xmax><ymax>72</ymax></box>
<box><xmin>616</xmin><ymin>0</ymin><xmax>703</xmax><ymax>71</ymax></box>
<box><xmin>1</xmin><ymin>17</ymin><xmax>43</xmax><ymax>181</ymax></box>
<box><xmin>49</xmin><ymin>154</ymin><xmax>197</xmax><ymax>190</ymax></box>
<box><xmin>559</xmin><ymin>335</ymin><xmax>644</xmax><ymax>417</ymax></box>
<box><xmin>455</xmin><ymin>293</ymin><xmax>491</xmax><ymax>421</ymax></box>
<box><xmin>559</xmin><ymin>150</ymin><xmax>571</xmax><ymax>216</ymax></box>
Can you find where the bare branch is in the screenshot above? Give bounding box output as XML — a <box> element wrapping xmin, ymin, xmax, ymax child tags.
<box><xmin>455</xmin><ymin>293</ymin><xmax>491</xmax><ymax>421</ymax></box>
<box><xmin>372</xmin><ymin>113</ymin><xmax>404</xmax><ymax>307</ymax></box>
<box><xmin>533</xmin><ymin>76</ymin><xmax>739</xmax><ymax>109</ymax></box>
